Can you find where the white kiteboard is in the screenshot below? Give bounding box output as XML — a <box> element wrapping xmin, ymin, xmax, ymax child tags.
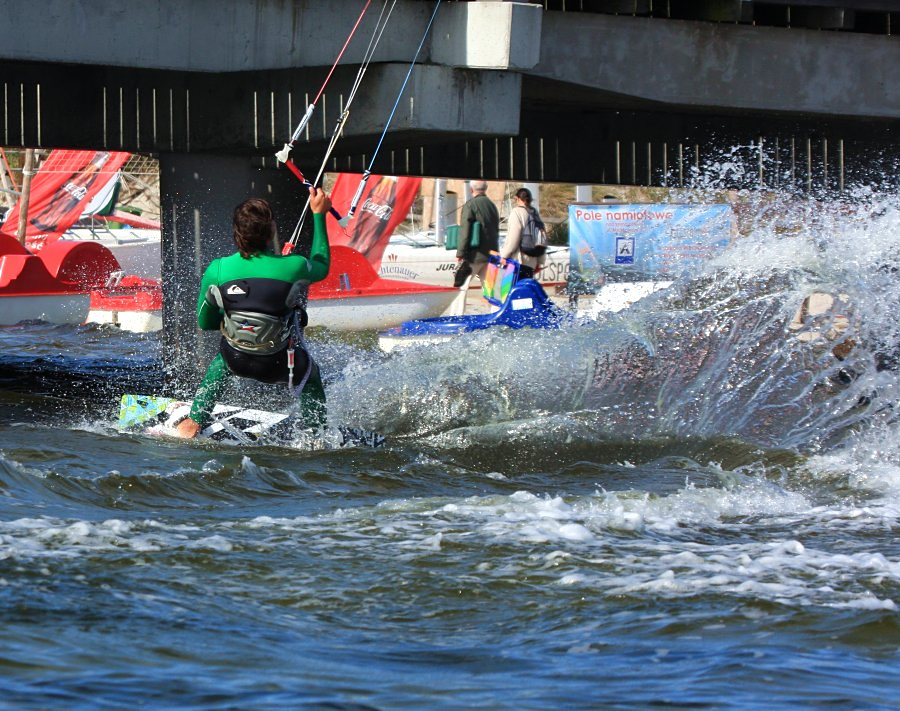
<box><xmin>118</xmin><ymin>393</ymin><xmax>385</xmax><ymax>448</ymax></box>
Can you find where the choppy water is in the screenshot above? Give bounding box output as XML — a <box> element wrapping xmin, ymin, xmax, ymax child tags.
<box><xmin>1</xmin><ymin>191</ymin><xmax>899</xmax><ymax>709</ymax></box>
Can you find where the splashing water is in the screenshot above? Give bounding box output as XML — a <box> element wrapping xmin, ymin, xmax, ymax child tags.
<box><xmin>328</xmin><ymin>190</ymin><xmax>899</xmax><ymax>456</ymax></box>
<box><xmin>1</xmin><ymin>183</ymin><xmax>898</xmax><ymax>709</ymax></box>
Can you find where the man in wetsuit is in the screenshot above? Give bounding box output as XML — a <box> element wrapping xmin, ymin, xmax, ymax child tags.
<box><xmin>174</xmin><ymin>187</ymin><xmax>332</xmax><ymax>438</ymax></box>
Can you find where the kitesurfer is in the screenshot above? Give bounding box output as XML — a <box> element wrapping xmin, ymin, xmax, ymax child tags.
<box><xmin>174</xmin><ymin>188</ymin><xmax>332</xmax><ymax>438</ymax></box>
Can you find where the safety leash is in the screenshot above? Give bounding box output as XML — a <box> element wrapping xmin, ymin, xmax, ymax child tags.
<box><xmin>286</xmin><ymin>310</ymin><xmax>313</xmax><ymax>395</ymax></box>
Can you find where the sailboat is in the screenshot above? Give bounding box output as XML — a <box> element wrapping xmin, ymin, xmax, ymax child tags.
<box><xmin>17</xmin><ymin>150</ymin><xmax>162</xmax><ymax>280</ymax></box>
<box><xmin>0</xmin><ymin>149</ymin><xmax>160</xmax><ymax>328</ymax></box>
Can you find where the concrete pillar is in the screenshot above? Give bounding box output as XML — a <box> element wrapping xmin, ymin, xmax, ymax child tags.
<box><xmin>159</xmin><ymin>153</ymin><xmax>309</xmax><ymax>396</ymax></box>
<box><xmin>575</xmin><ymin>185</ymin><xmax>592</xmax><ymax>203</ymax></box>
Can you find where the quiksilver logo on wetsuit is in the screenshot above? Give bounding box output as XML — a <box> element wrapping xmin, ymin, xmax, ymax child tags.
<box><xmin>226</xmin><ymin>284</ymin><xmax>247</xmax><ymax>295</ymax></box>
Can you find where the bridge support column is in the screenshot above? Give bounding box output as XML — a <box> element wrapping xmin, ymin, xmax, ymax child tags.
<box><xmin>159</xmin><ymin>153</ymin><xmax>308</xmax><ymax>396</ymax></box>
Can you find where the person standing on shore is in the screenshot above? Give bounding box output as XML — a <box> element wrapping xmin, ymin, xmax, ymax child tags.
<box><xmin>454</xmin><ymin>180</ymin><xmax>500</xmax><ymax>287</ymax></box>
<box><xmin>500</xmin><ymin>187</ymin><xmax>547</xmax><ymax>282</ymax></box>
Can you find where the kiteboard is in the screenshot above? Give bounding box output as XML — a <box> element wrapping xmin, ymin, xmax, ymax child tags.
<box><xmin>117</xmin><ymin>393</ymin><xmax>385</xmax><ymax>448</ymax></box>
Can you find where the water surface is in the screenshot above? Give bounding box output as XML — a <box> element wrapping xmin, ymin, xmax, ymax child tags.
<box><xmin>1</xmin><ymin>192</ymin><xmax>898</xmax><ymax>709</ymax></box>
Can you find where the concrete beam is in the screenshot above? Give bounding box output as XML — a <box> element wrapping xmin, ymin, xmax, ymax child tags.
<box><xmin>432</xmin><ymin>2</ymin><xmax>542</xmax><ymax>69</ymax></box>
<box><xmin>337</xmin><ymin>63</ymin><xmax>522</xmax><ymax>136</ymax></box>
<box><xmin>0</xmin><ymin>0</ymin><xmax>538</xmax><ymax>74</ymax></box>
<box><xmin>0</xmin><ymin>59</ymin><xmax>522</xmax><ymax>155</ymax></box>
<box><xmin>537</xmin><ymin>12</ymin><xmax>900</xmax><ymax>119</ymax></box>
<box><xmin>0</xmin><ymin>1</ymin><xmax>540</xmax><ymax>74</ymax></box>
<box><xmin>0</xmin><ymin>0</ymin><xmax>435</xmax><ymax>72</ymax></box>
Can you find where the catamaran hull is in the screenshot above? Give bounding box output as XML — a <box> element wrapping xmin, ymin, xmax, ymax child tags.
<box><xmin>307</xmin><ymin>289</ymin><xmax>460</xmax><ymax>331</ymax></box>
<box><xmin>0</xmin><ymin>293</ymin><xmax>91</xmax><ymax>326</ymax></box>
<box><xmin>61</xmin><ymin>228</ymin><xmax>161</xmax><ymax>280</ymax></box>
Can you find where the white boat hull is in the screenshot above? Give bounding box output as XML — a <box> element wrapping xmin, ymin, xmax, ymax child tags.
<box><xmin>379</xmin><ymin>244</ymin><xmax>570</xmax><ymax>288</ymax></box>
<box><xmin>307</xmin><ymin>289</ymin><xmax>461</xmax><ymax>331</ymax></box>
<box><xmin>61</xmin><ymin>228</ymin><xmax>161</xmax><ymax>280</ymax></box>
<box><xmin>87</xmin><ymin>308</ymin><xmax>163</xmax><ymax>332</ymax></box>
<box><xmin>0</xmin><ymin>294</ymin><xmax>91</xmax><ymax>326</ymax></box>
<box><xmin>83</xmin><ymin>290</ymin><xmax>460</xmax><ymax>334</ymax></box>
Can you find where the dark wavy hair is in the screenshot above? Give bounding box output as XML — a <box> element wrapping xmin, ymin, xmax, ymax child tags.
<box><xmin>233</xmin><ymin>197</ymin><xmax>277</xmax><ymax>258</ymax></box>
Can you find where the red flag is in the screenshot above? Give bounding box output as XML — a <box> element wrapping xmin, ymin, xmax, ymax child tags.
<box><xmin>327</xmin><ymin>173</ymin><xmax>422</xmax><ymax>269</ymax></box>
<box><xmin>0</xmin><ymin>149</ymin><xmax>131</xmax><ymax>249</ymax></box>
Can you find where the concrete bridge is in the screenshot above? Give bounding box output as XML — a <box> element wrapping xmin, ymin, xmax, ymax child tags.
<box><xmin>1</xmin><ymin>0</ymin><xmax>897</xmax><ymax>389</ymax></box>
<box><xmin>2</xmin><ymin>1</ymin><xmax>898</xmax><ymax>189</ymax></box>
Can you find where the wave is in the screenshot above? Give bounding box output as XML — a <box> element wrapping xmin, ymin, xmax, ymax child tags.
<box><xmin>328</xmin><ymin>191</ymin><xmax>900</xmax><ymax>457</ymax></box>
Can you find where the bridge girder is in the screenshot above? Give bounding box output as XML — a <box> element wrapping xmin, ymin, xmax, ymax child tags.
<box><xmin>0</xmin><ymin>2</ymin><xmax>897</xmax><ymax>191</ymax></box>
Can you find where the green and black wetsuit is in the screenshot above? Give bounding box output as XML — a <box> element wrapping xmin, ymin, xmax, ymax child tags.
<box><xmin>189</xmin><ymin>212</ymin><xmax>330</xmax><ymax>429</ymax></box>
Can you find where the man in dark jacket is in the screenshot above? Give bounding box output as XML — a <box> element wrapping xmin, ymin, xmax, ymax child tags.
<box><xmin>455</xmin><ymin>179</ymin><xmax>500</xmax><ymax>286</ymax></box>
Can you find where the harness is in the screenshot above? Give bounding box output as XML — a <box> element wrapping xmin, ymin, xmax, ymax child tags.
<box><xmin>207</xmin><ymin>280</ymin><xmax>312</xmax><ymax>395</ymax></box>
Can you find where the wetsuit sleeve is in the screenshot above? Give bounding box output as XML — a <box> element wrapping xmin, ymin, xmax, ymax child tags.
<box><xmin>304</xmin><ymin>212</ymin><xmax>330</xmax><ymax>283</ymax></box>
<box><xmin>189</xmin><ymin>353</ymin><xmax>231</xmax><ymax>427</ymax></box>
<box><xmin>196</xmin><ymin>260</ymin><xmax>222</xmax><ymax>331</ymax></box>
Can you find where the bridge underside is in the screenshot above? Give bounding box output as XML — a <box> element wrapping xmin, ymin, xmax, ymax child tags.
<box><xmin>316</xmin><ymin>99</ymin><xmax>900</xmax><ymax>194</ymax></box>
<box><xmin>2</xmin><ymin>59</ymin><xmax>896</xmax><ymax>193</ymax></box>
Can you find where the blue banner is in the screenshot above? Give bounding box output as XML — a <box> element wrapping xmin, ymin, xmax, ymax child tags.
<box><xmin>568</xmin><ymin>203</ymin><xmax>735</xmax><ymax>283</ymax></box>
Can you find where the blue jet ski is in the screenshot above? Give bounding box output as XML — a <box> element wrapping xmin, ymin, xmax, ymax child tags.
<box><xmin>378</xmin><ymin>255</ymin><xmax>572</xmax><ymax>350</ymax></box>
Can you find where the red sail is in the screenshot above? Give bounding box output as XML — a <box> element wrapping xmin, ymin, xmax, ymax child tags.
<box><xmin>327</xmin><ymin>173</ymin><xmax>422</xmax><ymax>270</ymax></box>
<box><xmin>0</xmin><ymin>149</ymin><xmax>130</xmax><ymax>249</ymax></box>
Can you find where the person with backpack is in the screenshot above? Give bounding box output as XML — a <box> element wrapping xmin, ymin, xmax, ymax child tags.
<box><xmin>501</xmin><ymin>186</ymin><xmax>548</xmax><ymax>281</ymax></box>
<box><xmin>173</xmin><ymin>188</ymin><xmax>332</xmax><ymax>439</ymax></box>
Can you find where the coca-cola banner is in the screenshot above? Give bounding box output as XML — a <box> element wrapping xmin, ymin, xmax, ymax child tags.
<box><xmin>0</xmin><ymin>149</ymin><xmax>130</xmax><ymax>247</ymax></box>
<box><xmin>327</xmin><ymin>173</ymin><xmax>422</xmax><ymax>269</ymax></box>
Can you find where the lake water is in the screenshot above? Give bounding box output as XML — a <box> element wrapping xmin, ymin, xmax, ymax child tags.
<box><xmin>1</xmin><ymin>191</ymin><xmax>898</xmax><ymax>709</ymax></box>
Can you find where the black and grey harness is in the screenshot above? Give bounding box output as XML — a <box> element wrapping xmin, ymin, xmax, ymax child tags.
<box><xmin>206</xmin><ymin>278</ymin><xmax>312</xmax><ymax>394</ymax></box>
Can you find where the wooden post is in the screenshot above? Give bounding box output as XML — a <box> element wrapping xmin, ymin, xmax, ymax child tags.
<box><xmin>16</xmin><ymin>149</ymin><xmax>35</xmax><ymax>245</ymax></box>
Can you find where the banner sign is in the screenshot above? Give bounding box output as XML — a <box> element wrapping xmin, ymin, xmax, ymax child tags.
<box><xmin>327</xmin><ymin>173</ymin><xmax>422</xmax><ymax>270</ymax></box>
<box><xmin>0</xmin><ymin>150</ymin><xmax>130</xmax><ymax>247</ymax></box>
<box><xmin>568</xmin><ymin>203</ymin><xmax>735</xmax><ymax>284</ymax></box>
